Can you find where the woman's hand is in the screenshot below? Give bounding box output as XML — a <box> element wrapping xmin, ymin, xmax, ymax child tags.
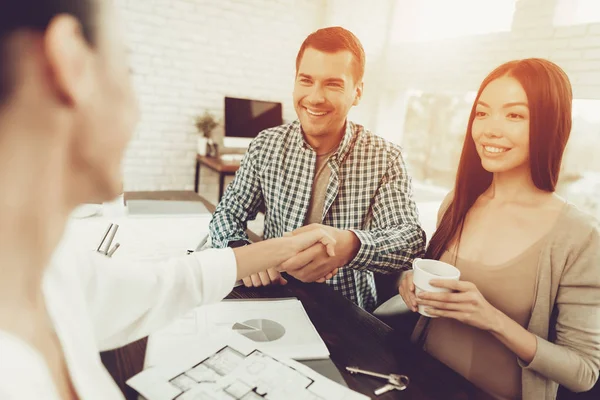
<box><xmin>284</xmin><ymin>228</ymin><xmax>338</xmax><ymax>283</ymax></box>
<box><xmin>416</xmin><ymin>279</ymin><xmax>503</xmax><ymax>332</ymax></box>
<box><xmin>285</xmin><ymin>228</ymin><xmax>337</xmax><ymax>257</ymax></box>
<box><xmin>233</xmin><ymin>228</ymin><xmax>336</xmax><ymax>281</ymax></box>
<box><xmin>398</xmin><ymin>270</ymin><xmax>418</xmax><ymax>312</ymax></box>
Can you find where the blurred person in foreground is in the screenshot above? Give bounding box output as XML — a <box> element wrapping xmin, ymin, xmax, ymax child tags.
<box><xmin>0</xmin><ymin>1</ymin><xmax>336</xmax><ymax>398</ymax></box>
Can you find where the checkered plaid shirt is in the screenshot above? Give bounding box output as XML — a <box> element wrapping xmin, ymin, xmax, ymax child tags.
<box><xmin>209</xmin><ymin>120</ymin><xmax>425</xmax><ymax>311</ymax></box>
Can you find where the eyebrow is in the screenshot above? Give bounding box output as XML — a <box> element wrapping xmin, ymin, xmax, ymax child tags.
<box><xmin>477</xmin><ymin>100</ymin><xmax>529</xmax><ymax>108</ymax></box>
<box><xmin>298</xmin><ymin>73</ymin><xmax>345</xmax><ymax>84</ymax></box>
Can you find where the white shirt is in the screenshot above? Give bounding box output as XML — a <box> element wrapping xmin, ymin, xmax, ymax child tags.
<box><xmin>0</xmin><ymin>247</ymin><xmax>237</xmax><ymax>399</ymax></box>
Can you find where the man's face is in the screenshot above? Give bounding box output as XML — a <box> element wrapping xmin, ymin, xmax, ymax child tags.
<box><xmin>293</xmin><ymin>48</ymin><xmax>362</xmax><ymax>141</ymax></box>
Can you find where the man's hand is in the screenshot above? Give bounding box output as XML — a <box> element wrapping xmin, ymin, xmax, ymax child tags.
<box><xmin>240</xmin><ymin>226</ymin><xmax>338</xmax><ymax>286</ymax></box>
<box><xmin>280</xmin><ymin>224</ymin><xmax>360</xmax><ymax>283</ymax></box>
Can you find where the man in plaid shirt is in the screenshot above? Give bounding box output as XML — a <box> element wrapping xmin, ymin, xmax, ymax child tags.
<box><xmin>209</xmin><ymin>27</ymin><xmax>425</xmax><ymax>311</ymax></box>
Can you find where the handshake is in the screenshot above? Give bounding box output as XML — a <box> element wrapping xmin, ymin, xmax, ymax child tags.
<box><xmin>241</xmin><ymin>223</ymin><xmax>361</xmax><ymax>287</ymax></box>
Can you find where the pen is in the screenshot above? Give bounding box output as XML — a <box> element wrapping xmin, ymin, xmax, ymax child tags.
<box><xmin>103</xmin><ymin>224</ymin><xmax>119</xmax><ymax>255</ymax></box>
<box><xmin>187</xmin><ymin>234</ymin><xmax>209</xmax><ymax>255</ymax></box>
<box><xmin>97</xmin><ymin>224</ymin><xmax>113</xmax><ymax>252</ymax></box>
<box><xmin>195</xmin><ymin>234</ymin><xmax>209</xmax><ymax>251</ymax></box>
<box><xmin>107</xmin><ymin>243</ymin><xmax>120</xmax><ymax>258</ymax></box>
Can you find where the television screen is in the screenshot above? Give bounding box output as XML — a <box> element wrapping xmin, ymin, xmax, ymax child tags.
<box><xmin>225</xmin><ymin>97</ymin><xmax>283</xmax><ymax>139</ymax></box>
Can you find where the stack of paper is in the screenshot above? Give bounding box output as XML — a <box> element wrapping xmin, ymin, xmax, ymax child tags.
<box><xmin>126</xmin><ymin>200</ymin><xmax>210</xmax><ymax>216</ymax></box>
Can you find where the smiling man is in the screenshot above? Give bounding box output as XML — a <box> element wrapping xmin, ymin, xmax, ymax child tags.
<box><xmin>209</xmin><ymin>27</ymin><xmax>425</xmax><ymax>311</ymax></box>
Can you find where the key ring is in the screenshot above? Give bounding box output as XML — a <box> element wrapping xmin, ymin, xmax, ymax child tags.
<box><xmin>393</xmin><ymin>374</ymin><xmax>410</xmax><ymax>390</ymax></box>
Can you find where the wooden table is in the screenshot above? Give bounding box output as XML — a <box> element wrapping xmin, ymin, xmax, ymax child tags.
<box><xmin>194</xmin><ymin>155</ymin><xmax>241</xmax><ymax>201</ymax></box>
<box><xmin>101</xmin><ymin>281</ymin><xmax>475</xmax><ymax>400</ymax></box>
<box><xmin>99</xmin><ymin>191</ymin><xmax>475</xmax><ymax>399</ymax></box>
<box><xmin>232</xmin><ymin>281</ymin><xmax>478</xmax><ymax>399</ymax></box>
<box><xmin>107</xmin><ymin>191</ymin><xmax>598</xmax><ymax>400</ymax></box>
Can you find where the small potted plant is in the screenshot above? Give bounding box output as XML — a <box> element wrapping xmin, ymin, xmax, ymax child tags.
<box><xmin>195</xmin><ymin>111</ymin><xmax>218</xmax><ymax>156</ymax></box>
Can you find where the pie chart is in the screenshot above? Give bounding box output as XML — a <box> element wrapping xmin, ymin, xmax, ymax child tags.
<box><xmin>232</xmin><ymin>319</ymin><xmax>285</xmax><ymax>342</ymax></box>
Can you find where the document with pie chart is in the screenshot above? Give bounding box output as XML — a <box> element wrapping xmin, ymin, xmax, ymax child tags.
<box><xmin>146</xmin><ymin>298</ymin><xmax>330</xmax><ymax>366</ymax></box>
<box><xmin>232</xmin><ymin>319</ymin><xmax>286</xmax><ymax>342</ymax></box>
<box><xmin>204</xmin><ymin>299</ymin><xmax>329</xmax><ymax>360</ymax></box>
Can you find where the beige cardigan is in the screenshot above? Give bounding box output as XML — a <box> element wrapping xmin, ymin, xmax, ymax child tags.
<box><xmin>411</xmin><ymin>203</ymin><xmax>600</xmax><ymax>399</ymax></box>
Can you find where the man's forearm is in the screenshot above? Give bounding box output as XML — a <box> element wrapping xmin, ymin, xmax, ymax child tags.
<box><xmin>348</xmin><ymin>224</ymin><xmax>425</xmax><ymax>273</ymax></box>
<box><xmin>339</xmin><ymin>230</ymin><xmax>361</xmax><ymax>265</ymax></box>
<box><xmin>208</xmin><ymin>213</ymin><xmax>250</xmax><ymax>248</ymax></box>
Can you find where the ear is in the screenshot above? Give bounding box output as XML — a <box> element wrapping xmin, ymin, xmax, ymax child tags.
<box><xmin>352</xmin><ymin>81</ymin><xmax>363</xmax><ymax>106</ymax></box>
<box><xmin>44</xmin><ymin>15</ymin><xmax>94</xmax><ymax>106</ymax></box>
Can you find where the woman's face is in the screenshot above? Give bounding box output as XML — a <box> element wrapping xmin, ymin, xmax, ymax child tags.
<box><xmin>471</xmin><ymin>76</ymin><xmax>530</xmax><ymax>175</ymax></box>
<box><xmin>69</xmin><ymin>1</ymin><xmax>139</xmax><ymax>203</ymax></box>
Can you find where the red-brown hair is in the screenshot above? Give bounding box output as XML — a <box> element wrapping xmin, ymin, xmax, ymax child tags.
<box><xmin>295</xmin><ymin>26</ymin><xmax>366</xmax><ymax>84</ymax></box>
<box><xmin>426</xmin><ymin>58</ymin><xmax>573</xmax><ymax>260</ymax></box>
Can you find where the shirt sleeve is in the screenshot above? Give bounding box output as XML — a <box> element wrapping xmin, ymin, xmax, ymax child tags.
<box><xmin>347</xmin><ymin>152</ymin><xmax>426</xmax><ymax>274</ymax></box>
<box><xmin>76</xmin><ymin>248</ymin><xmax>237</xmax><ymax>351</ymax></box>
<box><xmin>209</xmin><ymin>139</ymin><xmax>264</xmax><ymax>248</ymax></box>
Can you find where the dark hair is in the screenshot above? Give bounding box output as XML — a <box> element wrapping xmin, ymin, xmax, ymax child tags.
<box><xmin>0</xmin><ymin>0</ymin><xmax>97</xmax><ymax>105</ymax></box>
<box><xmin>295</xmin><ymin>26</ymin><xmax>366</xmax><ymax>84</ymax></box>
<box><xmin>426</xmin><ymin>58</ymin><xmax>573</xmax><ymax>260</ymax></box>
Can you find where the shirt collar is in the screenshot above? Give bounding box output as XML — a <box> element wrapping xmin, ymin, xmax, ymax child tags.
<box><xmin>293</xmin><ymin>120</ymin><xmax>356</xmax><ymax>163</ymax></box>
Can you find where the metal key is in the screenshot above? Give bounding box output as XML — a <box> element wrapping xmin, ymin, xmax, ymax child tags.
<box><xmin>374</xmin><ymin>383</ymin><xmax>404</xmax><ymax>396</ymax></box>
<box><xmin>346</xmin><ymin>366</ymin><xmax>409</xmax><ymax>393</ymax></box>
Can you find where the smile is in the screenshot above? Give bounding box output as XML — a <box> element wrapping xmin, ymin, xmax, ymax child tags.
<box><xmin>483</xmin><ymin>145</ymin><xmax>510</xmax><ymax>154</ymax></box>
<box><xmin>305</xmin><ymin>107</ymin><xmax>329</xmax><ymax>116</ymax></box>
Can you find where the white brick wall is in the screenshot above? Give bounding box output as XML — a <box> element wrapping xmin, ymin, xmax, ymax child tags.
<box><xmin>116</xmin><ymin>0</ymin><xmax>325</xmax><ymax>191</ymax></box>
<box><xmin>116</xmin><ymin>0</ymin><xmax>600</xmax><ymax>191</ymax></box>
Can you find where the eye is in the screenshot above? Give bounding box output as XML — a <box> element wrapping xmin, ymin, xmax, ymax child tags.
<box><xmin>327</xmin><ymin>83</ymin><xmax>342</xmax><ymax>88</ymax></box>
<box><xmin>507</xmin><ymin>112</ymin><xmax>524</xmax><ymax>119</ymax></box>
<box><xmin>475</xmin><ymin>111</ymin><xmax>487</xmax><ymax>117</ymax></box>
<box><xmin>299</xmin><ymin>78</ymin><xmax>312</xmax><ymax>84</ymax></box>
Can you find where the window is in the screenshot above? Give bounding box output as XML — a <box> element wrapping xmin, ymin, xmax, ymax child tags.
<box><xmin>401</xmin><ymin>90</ymin><xmax>476</xmax><ymax>189</ymax></box>
<box><xmin>558</xmin><ymin>99</ymin><xmax>600</xmax><ymax>219</ymax></box>
<box><xmin>391</xmin><ymin>0</ymin><xmax>516</xmax><ymax>43</ymax></box>
<box><xmin>401</xmin><ymin>93</ymin><xmax>600</xmax><ymax>220</ymax></box>
<box><xmin>554</xmin><ymin>0</ymin><xmax>600</xmax><ymax>26</ymax></box>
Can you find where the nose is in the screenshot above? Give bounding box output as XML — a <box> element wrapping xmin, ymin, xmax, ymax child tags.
<box><xmin>482</xmin><ymin>115</ymin><xmax>503</xmax><ymax>138</ymax></box>
<box><xmin>483</xmin><ymin>129</ymin><xmax>502</xmax><ymax>139</ymax></box>
<box><xmin>306</xmin><ymin>84</ymin><xmax>325</xmax><ymax>105</ymax></box>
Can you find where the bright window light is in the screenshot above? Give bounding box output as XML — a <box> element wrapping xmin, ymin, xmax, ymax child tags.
<box><xmin>554</xmin><ymin>0</ymin><xmax>600</xmax><ymax>26</ymax></box>
<box><xmin>391</xmin><ymin>0</ymin><xmax>517</xmax><ymax>43</ymax></box>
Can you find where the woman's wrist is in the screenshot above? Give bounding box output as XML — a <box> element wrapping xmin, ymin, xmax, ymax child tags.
<box><xmin>280</xmin><ymin>236</ymin><xmax>300</xmax><ymax>261</ymax></box>
<box><xmin>489</xmin><ymin>307</ymin><xmax>537</xmax><ymax>364</ymax></box>
<box><xmin>489</xmin><ymin>307</ymin><xmax>508</xmax><ymax>335</ymax></box>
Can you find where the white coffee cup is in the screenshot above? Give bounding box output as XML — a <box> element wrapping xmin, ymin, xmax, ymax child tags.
<box><xmin>412</xmin><ymin>258</ymin><xmax>461</xmax><ymax>317</ymax></box>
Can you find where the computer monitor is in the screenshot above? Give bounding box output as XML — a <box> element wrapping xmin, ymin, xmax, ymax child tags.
<box><xmin>224</xmin><ymin>97</ymin><xmax>283</xmax><ymax>149</ymax></box>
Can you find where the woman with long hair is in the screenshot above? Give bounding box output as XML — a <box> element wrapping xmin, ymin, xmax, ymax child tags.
<box><xmin>399</xmin><ymin>58</ymin><xmax>600</xmax><ymax>399</ymax></box>
<box><xmin>0</xmin><ymin>1</ymin><xmax>336</xmax><ymax>399</ymax></box>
